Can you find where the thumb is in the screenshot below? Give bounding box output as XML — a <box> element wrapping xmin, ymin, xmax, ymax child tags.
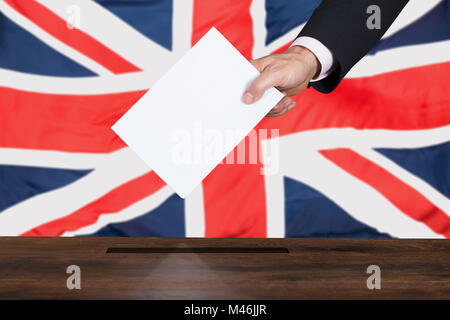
<box><xmin>242</xmin><ymin>68</ymin><xmax>279</xmax><ymax>104</ymax></box>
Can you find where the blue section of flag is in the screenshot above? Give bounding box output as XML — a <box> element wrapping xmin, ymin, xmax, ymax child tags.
<box><xmin>83</xmin><ymin>194</ymin><xmax>185</xmax><ymax>237</ymax></box>
<box><xmin>0</xmin><ymin>165</ymin><xmax>92</xmax><ymax>213</ymax></box>
<box><xmin>0</xmin><ymin>12</ymin><xmax>95</xmax><ymax>77</ymax></box>
<box><xmin>376</xmin><ymin>142</ymin><xmax>450</xmax><ymax>198</ymax></box>
<box><xmin>370</xmin><ymin>0</ymin><xmax>450</xmax><ymax>54</ymax></box>
<box><xmin>264</xmin><ymin>0</ymin><xmax>321</xmax><ymax>45</ymax></box>
<box><xmin>284</xmin><ymin>177</ymin><xmax>391</xmax><ymax>238</ymax></box>
<box><xmin>95</xmin><ymin>0</ymin><xmax>173</xmax><ymax>50</ymax></box>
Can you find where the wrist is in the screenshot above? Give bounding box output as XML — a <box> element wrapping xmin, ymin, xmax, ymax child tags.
<box><xmin>287</xmin><ymin>45</ymin><xmax>321</xmax><ymax>80</ymax></box>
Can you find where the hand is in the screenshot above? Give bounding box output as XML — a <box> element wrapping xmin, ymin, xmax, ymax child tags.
<box><xmin>242</xmin><ymin>45</ymin><xmax>320</xmax><ymax>117</ymax></box>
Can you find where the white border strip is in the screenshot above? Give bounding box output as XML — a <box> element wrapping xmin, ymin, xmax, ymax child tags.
<box><xmin>0</xmin><ymin>68</ymin><xmax>150</xmax><ymax>94</ymax></box>
<box><xmin>0</xmin><ymin>148</ymin><xmax>108</xmax><ymax>169</ymax></box>
<box><xmin>347</xmin><ymin>40</ymin><xmax>450</xmax><ymax>78</ymax></box>
<box><xmin>264</xmin><ymin>165</ymin><xmax>285</xmax><ymax>238</ymax></box>
<box><xmin>383</xmin><ymin>0</ymin><xmax>442</xmax><ymax>38</ymax></box>
<box><xmin>184</xmin><ymin>184</ymin><xmax>205</xmax><ymax>237</ymax></box>
<box><xmin>172</xmin><ymin>0</ymin><xmax>194</xmax><ymax>57</ymax></box>
<box><xmin>279</xmin><ymin>126</ymin><xmax>450</xmax><ymax>151</ymax></box>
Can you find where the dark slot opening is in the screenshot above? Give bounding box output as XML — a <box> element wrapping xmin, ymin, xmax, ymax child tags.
<box><xmin>106</xmin><ymin>247</ymin><xmax>289</xmax><ymax>254</ymax></box>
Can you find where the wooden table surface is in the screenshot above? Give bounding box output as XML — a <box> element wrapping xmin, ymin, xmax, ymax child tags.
<box><xmin>0</xmin><ymin>237</ymin><xmax>449</xmax><ymax>299</ymax></box>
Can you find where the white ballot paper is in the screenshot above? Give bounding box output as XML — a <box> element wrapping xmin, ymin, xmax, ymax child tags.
<box><xmin>112</xmin><ymin>27</ymin><xmax>283</xmax><ymax>198</ymax></box>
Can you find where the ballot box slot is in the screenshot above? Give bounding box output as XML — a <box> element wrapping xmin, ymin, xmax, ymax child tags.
<box><xmin>106</xmin><ymin>247</ymin><xmax>289</xmax><ymax>254</ymax></box>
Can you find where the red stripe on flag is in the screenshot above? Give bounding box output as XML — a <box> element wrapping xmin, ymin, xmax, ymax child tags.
<box><xmin>21</xmin><ymin>171</ymin><xmax>166</xmax><ymax>236</ymax></box>
<box><xmin>320</xmin><ymin>148</ymin><xmax>450</xmax><ymax>238</ymax></box>
<box><xmin>192</xmin><ymin>0</ymin><xmax>254</xmax><ymax>60</ymax></box>
<box><xmin>3</xmin><ymin>64</ymin><xmax>446</xmax><ymax>154</ymax></box>
<box><xmin>193</xmin><ymin>0</ymin><xmax>267</xmax><ymax>237</ymax></box>
<box><xmin>271</xmin><ymin>42</ymin><xmax>292</xmax><ymax>54</ymax></box>
<box><xmin>0</xmin><ymin>87</ymin><xmax>146</xmax><ymax>153</ymax></box>
<box><xmin>259</xmin><ymin>62</ymin><xmax>450</xmax><ymax>134</ymax></box>
<box><xmin>203</xmin><ymin>160</ymin><xmax>268</xmax><ymax>238</ymax></box>
<box><xmin>5</xmin><ymin>0</ymin><xmax>140</xmax><ymax>74</ymax></box>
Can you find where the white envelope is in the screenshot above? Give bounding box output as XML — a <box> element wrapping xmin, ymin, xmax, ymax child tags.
<box><xmin>112</xmin><ymin>27</ymin><xmax>283</xmax><ymax>198</ymax></box>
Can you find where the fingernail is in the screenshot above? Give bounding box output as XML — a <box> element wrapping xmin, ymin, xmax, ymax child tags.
<box><xmin>243</xmin><ymin>92</ymin><xmax>254</xmax><ymax>104</ymax></box>
<box><xmin>287</xmin><ymin>101</ymin><xmax>296</xmax><ymax>110</ymax></box>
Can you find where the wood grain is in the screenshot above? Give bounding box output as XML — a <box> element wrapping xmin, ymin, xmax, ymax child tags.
<box><xmin>0</xmin><ymin>237</ymin><xmax>449</xmax><ymax>299</ymax></box>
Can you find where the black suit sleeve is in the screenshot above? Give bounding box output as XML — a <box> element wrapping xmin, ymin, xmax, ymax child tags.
<box><xmin>297</xmin><ymin>0</ymin><xmax>409</xmax><ymax>93</ymax></box>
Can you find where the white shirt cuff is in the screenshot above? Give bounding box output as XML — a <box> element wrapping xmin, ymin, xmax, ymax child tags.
<box><xmin>290</xmin><ymin>36</ymin><xmax>336</xmax><ymax>82</ymax></box>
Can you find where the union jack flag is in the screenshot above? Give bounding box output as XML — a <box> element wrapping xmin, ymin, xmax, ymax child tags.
<box><xmin>0</xmin><ymin>0</ymin><xmax>449</xmax><ymax>238</ymax></box>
